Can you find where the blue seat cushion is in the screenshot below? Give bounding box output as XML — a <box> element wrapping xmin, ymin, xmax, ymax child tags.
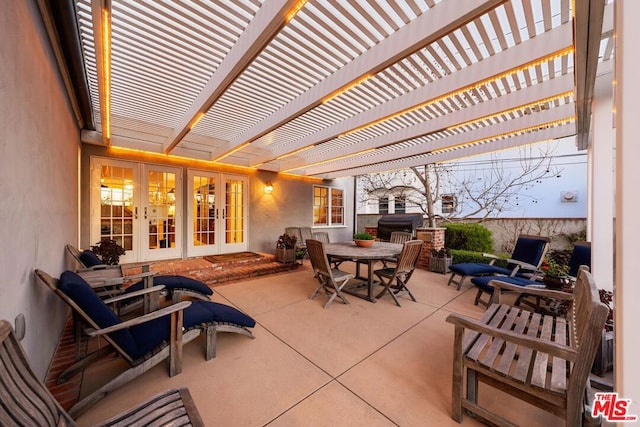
<box><xmin>128</xmin><ymin>301</ymin><xmax>255</xmax><ymax>357</ymax></box>
<box><xmin>449</xmin><ymin>263</ymin><xmax>498</xmax><ymax>277</ymax></box>
<box><xmin>200</xmin><ymin>301</ymin><xmax>256</xmax><ymax>328</ymax></box>
<box><xmin>125</xmin><ymin>275</ymin><xmax>213</xmax><ymax>296</ymax></box>
<box><xmin>127</xmin><ymin>302</ymin><xmax>217</xmax><ymax>357</ymax></box>
<box><xmin>79</xmin><ymin>250</ymin><xmax>104</xmax><ymax>267</ymax></box>
<box><xmin>471</xmin><ymin>275</ymin><xmax>542</xmax><ymax>292</ymax></box>
<box><xmin>59</xmin><ymin>271</ymin><xmax>138</xmax><ymax>357</ymax></box>
<box><xmin>568</xmin><ymin>244</ymin><xmax>591</xmax><ymax>277</ymax></box>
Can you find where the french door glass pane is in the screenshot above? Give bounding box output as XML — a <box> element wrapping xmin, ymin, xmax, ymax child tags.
<box><xmin>225</xmin><ymin>179</ymin><xmax>244</xmax><ymax>244</ymax></box>
<box><xmin>100</xmin><ymin>165</ymin><xmax>134</xmax><ymax>251</ymax></box>
<box><xmin>193</xmin><ymin>176</ymin><xmax>216</xmax><ymax>246</ymax></box>
<box><xmin>147</xmin><ymin>170</ymin><xmax>176</xmax><ymax>249</ymax></box>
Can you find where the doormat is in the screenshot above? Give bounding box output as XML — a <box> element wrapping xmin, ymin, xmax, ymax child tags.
<box><xmin>204</xmin><ymin>252</ymin><xmax>263</xmax><ymax>264</ymax></box>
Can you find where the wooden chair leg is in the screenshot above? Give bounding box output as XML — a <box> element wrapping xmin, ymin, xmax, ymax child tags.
<box><xmin>169</xmin><ymin>310</ymin><xmax>183</xmax><ymax>377</ymax></box>
<box><xmin>205</xmin><ymin>325</ymin><xmax>216</xmax><ymax>360</ymax></box>
<box><xmin>452</xmin><ymin>326</ymin><xmax>464</xmax><ymax>422</ymax></box>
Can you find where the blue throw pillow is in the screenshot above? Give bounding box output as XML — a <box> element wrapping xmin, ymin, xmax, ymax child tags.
<box><xmin>79</xmin><ymin>250</ymin><xmax>104</xmax><ymax>267</ymax></box>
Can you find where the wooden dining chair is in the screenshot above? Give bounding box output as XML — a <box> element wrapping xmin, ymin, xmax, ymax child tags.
<box><xmin>307</xmin><ymin>239</ymin><xmax>354</xmax><ymax>309</ymax></box>
<box><xmin>373</xmin><ymin>240</ymin><xmax>423</xmax><ymax>306</ymax></box>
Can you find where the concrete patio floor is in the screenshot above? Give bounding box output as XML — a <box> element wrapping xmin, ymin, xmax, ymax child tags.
<box><xmin>73</xmin><ymin>261</ymin><xmax>568</xmax><ymax>426</ymax></box>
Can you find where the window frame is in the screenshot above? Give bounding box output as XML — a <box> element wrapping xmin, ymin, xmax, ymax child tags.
<box><xmin>313</xmin><ymin>185</ymin><xmax>345</xmax><ymax>227</ymax></box>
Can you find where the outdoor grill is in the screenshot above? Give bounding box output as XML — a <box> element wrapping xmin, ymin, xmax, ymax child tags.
<box><xmin>376</xmin><ymin>214</ymin><xmax>424</xmax><ymax>241</ymax></box>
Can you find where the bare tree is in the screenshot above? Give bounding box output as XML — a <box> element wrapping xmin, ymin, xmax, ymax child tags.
<box><xmin>358</xmin><ymin>145</ymin><xmax>562</xmax><ymax>227</ymax></box>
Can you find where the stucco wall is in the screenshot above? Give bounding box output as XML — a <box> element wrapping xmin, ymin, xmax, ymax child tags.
<box><xmin>0</xmin><ymin>2</ymin><xmax>80</xmax><ymax>378</ymax></box>
<box><xmin>250</xmin><ymin>172</ymin><xmax>355</xmax><ymax>252</ymax></box>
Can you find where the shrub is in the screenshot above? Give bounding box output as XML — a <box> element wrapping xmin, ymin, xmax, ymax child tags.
<box><xmin>444</xmin><ymin>223</ymin><xmax>493</xmax><ymax>252</ymax></box>
<box><xmin>353</xmin><ymin>232</ymin><xmax>374</xmax><ymax>240</ymax></box>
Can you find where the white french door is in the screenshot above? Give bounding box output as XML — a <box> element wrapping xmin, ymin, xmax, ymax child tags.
<box><xmin>142</xmin><ymin>164</ymin><xmax>182</xmax><ymax>260</ymax></box>
<box><xmin>187</xmin><ymin>171</ymin><xmax>248</xmax><ymax>256</ymax></box>
<box><xmin>90</xmin><ymin>158</ymin><xmax>182</xmax><ymax>262</ymax></box>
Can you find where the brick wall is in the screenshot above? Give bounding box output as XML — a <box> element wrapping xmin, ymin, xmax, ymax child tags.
<box><xmin>415</xmin><ymin>228</ymin><xmax>446</xmax><ymax>270</ymax></box>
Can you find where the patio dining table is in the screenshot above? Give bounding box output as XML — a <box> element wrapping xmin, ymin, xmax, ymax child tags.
<box><xmin>324</xmin><ymin>241</ymin><xmax>403</xmax><ymax>302</ymax></box>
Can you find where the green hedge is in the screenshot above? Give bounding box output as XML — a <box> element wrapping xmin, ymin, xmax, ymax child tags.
<box><xmin>450</xmin><ymin>249</ymin><xmax>509</xmax><ymax>269</ymax></box>
<box><xmin>444</xmin><ymin>223</ymin><xmax>493</xmax><ymax>252</ymax></box>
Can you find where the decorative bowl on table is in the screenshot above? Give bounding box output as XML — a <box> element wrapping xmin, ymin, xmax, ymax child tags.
<box><xmin>354</xmin><ymin>239</ymin><xmax>375</xmax><ymax>248</ymax></box>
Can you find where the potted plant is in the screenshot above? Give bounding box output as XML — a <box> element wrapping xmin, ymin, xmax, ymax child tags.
<box><xmin>429</xmin><ymin>247</ymin><xmax>452</xmax><ymax>274</ymax></box>
<box><xmin>90</xmin><ymin>238</ymin><xmax>126</xmax><ymax>265</ymax></box>
<box><xmin>540</xmin><ymin>258</ymin><xmax>570</xmax><ymax>290</ymax></box>
<box><xmin>353</xmin><ymin>232</ymin><xmax>375</xmax><ymax>248</ymax></box>
<box><xmin>276</xmin><ymin>234</ymin><xmax>297</xmax><ymax>263</ymax></box>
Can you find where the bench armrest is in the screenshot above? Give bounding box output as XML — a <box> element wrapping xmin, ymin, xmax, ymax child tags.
<box><xmin>490</xmin><ymin>279</ymin><xmax>574</xmax><ymax>304</ymax></box>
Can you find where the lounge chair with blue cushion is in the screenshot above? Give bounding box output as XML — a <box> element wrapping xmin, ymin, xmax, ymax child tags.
<box><xmin>470</xmin><ymin>241</ymin><xmax>590</xmax><ymax>308</ymax></box>
<box><xmin>447</xmin><ymin>235</ymin><xmax>550</xmax><ymax>291</ymax></box>
<box><xmin>66</xmin><ymin>244</ymin><xmax>213</xmax><ymax>305</ymax></box>
<box><xmin>35</xmin><ymin>269</ymin><xmax>255</xmax><ymax>418</ymax></box>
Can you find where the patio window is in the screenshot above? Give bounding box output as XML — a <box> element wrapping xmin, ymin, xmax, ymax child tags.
<box><xmin>314</xmin><ymin>186</ymin><xmax>344</xmax><ymax>226</ymax></box>
<box><xmin>442</xmin><ymin>194</ymin><xmax>456</xmax><ymax>214</ymax></box>
<box><xmin>379</xmin><ymin>197</ymin><xmax>390</xmax><ymax>214</ymax></box>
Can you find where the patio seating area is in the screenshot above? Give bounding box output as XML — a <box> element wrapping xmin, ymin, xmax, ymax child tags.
<box><xmin>44</xmin><ymin>258</ymin><xmax>598</xmax><ymax>426</ymax></box>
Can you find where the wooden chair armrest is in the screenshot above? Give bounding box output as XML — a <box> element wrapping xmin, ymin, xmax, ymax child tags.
<box><xmin>491</xmin><ymin>279</ymin><xmax>574</xmax><ymax>301</ymax></box>
<box><xmin>503</xmin><ymin>259</ymin><xmax>539</xmax><ymax>275</ymax></box>
<box><xmin>87</xmin><ymin>301</ymin><xmax>192</xmax><ymax>336</ymax></box>
<box><xmin>78</xmin><ymin>265</ymin><xmax>119</xmax><ymax>272</ymax></box>
<box><xmin>445</xmin><ymin>312</ymin><xmax>578</xmax><ymax>362</ymax></box>
<box><xmin>85</xmin><ymin>271</ymin><xmax>157</xmax><ymax>287</ymax></box>
<box><xmin>102</xmin><ymin>285</ymin><xmax>166</xmax><ymax>304</ymax></box>
<box><xmin>482</xmin><ymin>253</ymin><xmax>500</xmax><ymax>265</ymax></box>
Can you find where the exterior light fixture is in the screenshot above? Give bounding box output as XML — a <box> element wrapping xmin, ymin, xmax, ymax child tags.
<box><xmin>265</xmin><ymin>181</ymin><xmax>274</xmax><ymax>194</ymax></box>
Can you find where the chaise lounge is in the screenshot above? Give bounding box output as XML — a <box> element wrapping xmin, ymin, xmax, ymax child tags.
<box><xmin>35</xmin><ymin>269</ymin><xmax>255</xmax><ymax>417</ymax></box>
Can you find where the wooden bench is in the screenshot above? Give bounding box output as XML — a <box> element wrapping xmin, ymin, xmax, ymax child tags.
<box><xmin>446</xmin><ymin>269</ymin><xmax>608</xmax><ymax>426</ymax></box>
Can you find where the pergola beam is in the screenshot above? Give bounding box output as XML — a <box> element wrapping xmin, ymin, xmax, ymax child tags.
<box><xmin>229</xmin><ymin>0</ymin><xmax>507</xmax><ymax>151</ymax></box>
<box><xmin>162</xmin><ymin>0</ymin><xmax>302</xmax><ymax>155</ymax></box>
<box><xmin>574</xmin><ymin>0</ymin><xmax>606</xmax><ymax>150</ymax></box>
<box><xmin>298</xmin><ymin>74</ymin><xmax>574</xmax><ymax>175</ymax></box>
<box><xmin>271</xmin><ymin>24</ymin><xmax>573</xmax><ymax>172</ymax></box>
<box><xmin>308</xmin><ymin>103</ymin><xmax>575</xmax><ymax>178</ymax></box>
<box><xmin>321</xmin><ymin>122</ymin><xmax>575</xmax><ymax>180</ymax></box>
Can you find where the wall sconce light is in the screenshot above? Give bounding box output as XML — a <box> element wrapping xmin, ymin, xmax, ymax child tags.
<box><xmin>264</xmin><ymin>181</ymin><xmax>273</xmax><ymax>194</ymax></box>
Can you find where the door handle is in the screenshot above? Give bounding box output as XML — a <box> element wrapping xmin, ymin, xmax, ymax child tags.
<box><xmin>134</xmin><ymin>207</ymin><xmax>138</xmax><ymax>219</ymax></box>
<box><xmin>216</xmin><ymin>209</ymin><xmax>219</xmax><ymax>220</ymax></box>
<box><xmin>144</xmin><ymin>207</ymin><xmax>148</xmax><ymax>219</ymax></box>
